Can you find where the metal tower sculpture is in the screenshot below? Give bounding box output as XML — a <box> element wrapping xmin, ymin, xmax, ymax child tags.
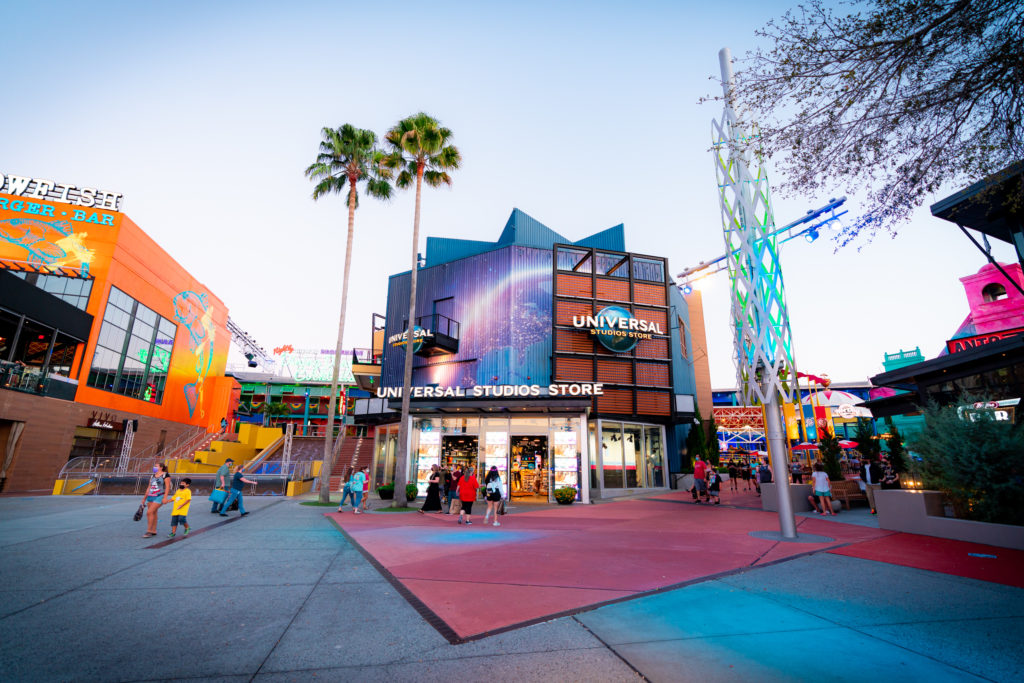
<box><xmin>713</xmin><ymin>48</ymin><xmax>797</xmax><ymax>406</ymax></box>
<box><xmin>713</xmin><ymin>46</ymin><xmax>798</xmax><ymax>538</ymax></box>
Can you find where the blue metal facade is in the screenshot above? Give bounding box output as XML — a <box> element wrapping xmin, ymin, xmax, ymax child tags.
<box><xmin>380</xmin><ymin>208</ymin><xmax>700</xmax><ymax>478</ymax></box>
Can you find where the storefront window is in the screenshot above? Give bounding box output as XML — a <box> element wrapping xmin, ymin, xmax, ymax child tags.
<box><xmin>602</xmin><ymin>421</ymin><xmax>624</xmax><ymax>488</ymax></box>
<box><xmin>413</xmin><ymin>418</ymin><xmax>441</xmax><ymax>494</ymax></box>
<box><xmin>645</xmin><ymin>426</ymin><xmax>664</xmax><ymax>487</ymax></box>
<box><xmin>552</xmin><ymin>417</ymin><xmax>580</xmax><ymax>499</ymax></box>
<box><xmin>623</xmin><ymin>424</ymin><xmax>644</xmax><ymax>487</ymax></box>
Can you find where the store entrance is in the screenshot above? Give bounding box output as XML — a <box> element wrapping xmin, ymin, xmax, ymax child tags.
<box><xmin>510</xmin><ymin>435</ymin><xmax>548</xmax><ymax>502</ymax></box>
<box><xmin>441</xmin><ymin>435</ymin><xmax>479</xmax><ymax>474</ymax></box>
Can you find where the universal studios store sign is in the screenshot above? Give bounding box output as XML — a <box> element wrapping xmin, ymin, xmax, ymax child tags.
<box><xmin>377</xmin><ymin>382</ymin><xmax>606</xmax><ymax>399</ymax></box>
<box><xmin>573</xmin><ymin>306</ymin><xmax>664</xmax><ymax>353</ymax></box>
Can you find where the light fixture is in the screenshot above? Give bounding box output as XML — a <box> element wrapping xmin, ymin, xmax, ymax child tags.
<box><xmin>805</xmin><ymin>229</ymin><xmax>819</xmax><ymax>243</ymax></box>
<box><xmin>681</xmin><ymin>283</ymin><xmax>693</xmax><ymax>295</ymax></box>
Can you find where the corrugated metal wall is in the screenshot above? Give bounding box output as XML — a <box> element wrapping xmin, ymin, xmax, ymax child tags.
<box><xmin>381</xmin><ymin>245</ymin><xmax>553</xmax><ymax>389</ymax></box>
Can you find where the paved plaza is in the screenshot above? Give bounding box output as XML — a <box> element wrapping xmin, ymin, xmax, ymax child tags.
<box><xmin>1</xmin><ymin>492</ymin><xmax>1022</xmax><ymax>682</ymax></box>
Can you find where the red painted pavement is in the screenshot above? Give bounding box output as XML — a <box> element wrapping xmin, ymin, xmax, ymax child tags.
<box><xmin>326</xmin><ymin>491</ymin><xmax>890</xmax><ymax>639</ymax></box>
<box><xmin>829</xmin><ymin>532</ymin><xmax>1024</xmax><ymax>588</ymax></box>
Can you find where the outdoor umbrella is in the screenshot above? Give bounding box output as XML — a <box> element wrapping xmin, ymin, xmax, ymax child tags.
<box><xmin>791</xmin><ymin>442</ymin><xmax>818</xmax><ymax>451</ymax></box>
<box><xmin>838</xmin><ymin>440</ymin><xmax>859</xmax><ymax>449</ymax></box>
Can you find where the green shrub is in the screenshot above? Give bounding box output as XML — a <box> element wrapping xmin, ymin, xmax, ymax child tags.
<box><xmin>554</xmin><ymin>487</ymin><xmax>577</xmax><ymax>504</ymax></box>
<box><xmin>405</xmin><ymin>483</ymin><xmax>419</xmax><ymax>501</ymax></box>
<box><xmin>911</xmin><ymin>397</ymin><xmax>1024</xmax><ymax>526</ymax></box>
<box><xmin>818</xmin><ymin>430</ymin><xmax>843</xmax><ymax>482</ymax></box>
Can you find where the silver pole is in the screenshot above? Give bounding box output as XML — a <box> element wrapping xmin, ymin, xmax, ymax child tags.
<box><xmin>764</xmin><ymin>398</ymin><xmax>797</xmax><ymax>538</ymax></box>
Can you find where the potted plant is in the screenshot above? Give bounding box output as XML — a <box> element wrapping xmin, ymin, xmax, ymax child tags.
<box><xmin>405</xmin><ymin>483</ymin><xmax>419</xmax><ymax>501</ymax></box>
<box><xmin>377</xmin><ymin>483</ymin><xmax>395</xmax><ymax>500</ymax></box>
<box><xmin>554</xmin><ymin>487</ymin><xmax>577</xmax><ymax>505</ymax></box>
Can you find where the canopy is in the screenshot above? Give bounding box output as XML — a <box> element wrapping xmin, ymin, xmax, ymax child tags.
<box><xmin>791</xmin><ymin>442</ymin><xmax>818</xmax><ymax>451</ymax></box>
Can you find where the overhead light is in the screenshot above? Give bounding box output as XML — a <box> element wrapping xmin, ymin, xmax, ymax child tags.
<box><xmin>681</xmin><ymin>284</ymin><xmax>693</xmax><ymax>295</ymax></box>
<box><xmin>805</xmin><ymin>229</ymin><xmax>819</xmax><ymax>243</ymax></box>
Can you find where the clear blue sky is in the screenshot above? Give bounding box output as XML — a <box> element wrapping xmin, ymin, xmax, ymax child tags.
<box><xmin>3</xmin><ymin>1</ymin><xmax>1014</xmax><ymax>387</ymax></box>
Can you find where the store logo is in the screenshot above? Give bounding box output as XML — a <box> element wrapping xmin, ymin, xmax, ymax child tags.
<box><xmin>572</xmin><ymin>306</ymin><xmax>663</xmax><ymax>353</ymax></box>
<box><xmin>388</xmin><ymin>326</ymin><xmax>433</xmax><ymax>353</ymax></box>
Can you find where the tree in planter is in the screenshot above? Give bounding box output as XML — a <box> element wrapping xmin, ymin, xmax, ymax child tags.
<box><xmin>685</xmin><ymin>407</ymin><xmax>707</xmax><ymax>469</ymax></box>
<box><xmin>384</xmin><ymin>113</ymin><xmax>460</xmax><ymax>508</ymax></box>
<box><xmin>854</xmin><ymin>418</ymin><xmax>880</xmax><ymax>462</ymax></box>
<box><xmin>306</xmin><ymin>124</ymin><xmax>393</xmax><ymax>504</ymax></box>
<box><xmin>817</xmin><ymin>429</ymin><xmax>843</xmax><ymax>482</ymax></box>
<box><xmin>883</xmin><ymin>417</ymin><xmax>909</xmax><ymax>474</ymax></box>
<box><xmin>911</xmin><ymin>398</ymin><xmax>1024</xmax><ymax>526</ymax></box>
<box><xmin>706</xmin><ymin>414</ymin><xmax>721</xmax><ymax>467</ymax></box>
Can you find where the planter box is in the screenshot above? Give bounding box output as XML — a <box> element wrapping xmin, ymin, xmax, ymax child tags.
<box><xmin>760</xmin><ymin>482</ymin><xmax>815</xmax><ymax>513</ymax></box>
<box><xmin>876</xmin><ymin>489</ymin><xmax>1024</xmax><ymax>550</ymax></box>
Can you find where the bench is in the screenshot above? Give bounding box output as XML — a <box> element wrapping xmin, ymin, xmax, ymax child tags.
<box><xmin>830</xmin><ymin>479</ymin><xmax>868</xmax><ymax>510</ymax></box>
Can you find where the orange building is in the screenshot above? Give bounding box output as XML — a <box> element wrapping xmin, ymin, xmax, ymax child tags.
<box><xmin>0</xmin><ymin>173</ymin><xmax>237</xmax><ymax>493</ymax></box>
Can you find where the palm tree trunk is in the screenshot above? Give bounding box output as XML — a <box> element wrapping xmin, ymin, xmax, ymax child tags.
<box><xmin>393</xmin><ymin>163</ymin><xmax>425</xmax><ymax>507</ymax></box>
<box><xmin>317</xmin><ymin>181</ymin><xmax>357</xmax><ymax>502</ymax></box>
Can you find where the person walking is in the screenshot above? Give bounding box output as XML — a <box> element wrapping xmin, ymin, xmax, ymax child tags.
<box><xmin>860</xmin><ymin>457</ymin><xmax>882</xmax><ymax>514</ymax></box>
<box><xmin>168</xmin><ymin>478</ymin><xmax>192</xmax><ymax>538</ymax></box>
<box><xmin>790</xmin><ymin>460</ymin><xmax>803</xmax><ymax>484</ymax></box>
<box><xmin>359</xmin><ymin>466</ymin><xmax>371</xmax><ymax>511</ymax></box>
<box><xmin>211</xmin><ymin>458</ymin><xmax>233</xmax><ymax>513</ymax></box>
<box><xmin>344</xmin><ymin>466</ymin><xmax>366</xmax><ymax>514</ymax></box>
<box><xmin>727</xmin><ymin>459</ymin><xmax>739</xmax><ymax>492</ymax></box>
<box><xmin>142</xmin><ymin>462</ymin><xmax>172</xmax><ymax>538</ymax></box>
<box><xmin>811</xmin><ymin>462</ymin><xmax>834</xmax><ymax>516</ymax></box>
<box><xmin>740</xmin><ymin>459</ymin><xmax>752</xmax><ymax>491</ymax></box>
<box><xmin>457</xmin><ymin>466</ymin><xmax>479</xmax><ymax>525</ymax></box>
<box><xmin>337</xmin><ymin>469</ymin><xmax>355</xmax><ymax>512</ymax></box>
<box><xmin>441</xmin><ymin>466</ymin><xmax>453</xmax><ymax>510</ymax></box>
<box><xmin>219</xmin><ymin>465</ymin><xmax>257</xmax><ymax>517</ymax></box>
<box><xmin>693</xmin><ymin>456</ymin><xmax>709</xmax><ymax>504</ymax></box>
<box><xmin>706</xmin><ymin>468</ymin><xmax>721</xmax><ymax>505</ymax></box>
<box><xmin>448</xmin><ymin>467</ymin><xmax>463</xmax><ymax>515</ymax></box>
<box><xmin>419</xmin><ymin>464</ymin><xmax>443</xmax><ymax>513</ymax></box>
<box><xmin>482</xmin><ymin>466</ymin><xmax>505</xmax><ymax>526</ymax></box>
<box><xmin>751</xmin><ymin>461</ymin><xmax>762</xmax><ymax>496</ymax></box>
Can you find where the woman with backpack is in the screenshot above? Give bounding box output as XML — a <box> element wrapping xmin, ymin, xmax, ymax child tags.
<box><xmin>482</xmin><ymin>466</ymin><xmax>505</xmax><ymax>526</ymax></box>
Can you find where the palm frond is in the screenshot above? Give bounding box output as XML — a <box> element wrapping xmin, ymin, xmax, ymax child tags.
<box><xmin>422</xmin><ymin>170</ymin><xmax>452</xmax><ymax>188</ymax></box>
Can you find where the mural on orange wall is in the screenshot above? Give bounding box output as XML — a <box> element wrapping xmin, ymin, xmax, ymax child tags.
<box><xmin>172</xmin><ymin>290</ymin><xmax>217</xmax><ymax>418</ymax></box>
<box><xmin>0</xmin><ymin>193</ymin><xmax>120</xmax><ymax>277</ymax></box>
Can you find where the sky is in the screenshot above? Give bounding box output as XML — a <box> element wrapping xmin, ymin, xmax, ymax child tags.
<box><xmin>3</xmin><ymin>0</ymin><xmax>1016</xmax><ymax>389</ymax></box>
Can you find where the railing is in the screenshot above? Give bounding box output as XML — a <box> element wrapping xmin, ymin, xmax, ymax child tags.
<box><xmin>0</xmin><ymin>360</ymin><xmax>48</xmax><ymax>396</ymax></box>
<box><xmin>408</xmin><ymin>313</ymin><xmax>460</xmax><ymax>340</ymax></box>
<box><xmin>123</xmin><ymin>425</ymin><xmax>211</xmax><ymax>473</ymax></box>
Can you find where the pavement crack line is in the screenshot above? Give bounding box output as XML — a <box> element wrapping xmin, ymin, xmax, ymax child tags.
<box><xmin>0</xmin><ymin>500</ymin><xmax>288</xmax><ymax>622</ymax></box>
<box><xmin>722</xmin><ymin>580</ymin><xmax>1003</xmax><ymax>682</ymax></box>
<box><xmin>249</xmin><ymin>517</ymin><xmax>348</xmax><ymax>681</ymax></box>
<box><xmin>573</xmin><ymin>615</ymin><xmax>650</xmax><ymax>681</ymax></box>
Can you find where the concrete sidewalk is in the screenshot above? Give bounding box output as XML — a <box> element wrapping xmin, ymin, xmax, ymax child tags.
<box><xmin>0</xmin><ymin>494</ymin><xmax>1021</xmax><ymax>682</ymax></box>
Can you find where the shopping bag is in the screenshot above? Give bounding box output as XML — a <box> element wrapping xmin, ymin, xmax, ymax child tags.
<box><xmin>498</xmin><ymin>499</ymin><xmax>506</xmax><ymax>516</ymax></box>
<box><xmin>208</xmin><ymin>488</ymin><xmax>227</xmax><ymax>503</ymax></box>
<box><xmin>449</xmin><ymin>498</ymin><xmax>462</xmax><ymax>515</ymax></box>
<box><xmin>133</xmin><ymin>504</ymin><xmax>144</xmax><ymax>522</ymax></box>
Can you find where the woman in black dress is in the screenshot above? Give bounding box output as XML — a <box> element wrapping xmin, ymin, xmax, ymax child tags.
<box><xmin>419</xmin><ymin>464</ymin><xmax>443</xmax><ymax>513</ymax></box>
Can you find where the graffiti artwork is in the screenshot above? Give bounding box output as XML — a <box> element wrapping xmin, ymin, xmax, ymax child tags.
<box><xmin>0</xmin><ymin>217</ymin><xmax>95</xmax><ymax>274</ymax></box>
<box><xmin>173</xmin><ymin>290</ymin><xmax>215</xmax><ymax>418</ymax></box>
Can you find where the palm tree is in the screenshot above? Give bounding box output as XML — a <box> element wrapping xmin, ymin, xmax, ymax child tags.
<box><xmin>306</xmin><ymin>124</ymin><xmax>392</xmax><ymax>503</ymax></box>
<box><xmin>384</xmin><ymin>113</ymin><xmax>460</xmax><ymax>507</ymax></box>
<box><xmin>255</xmin><ymin>401</ymin><xmax>292</xmax><ymax>427</ymax></box>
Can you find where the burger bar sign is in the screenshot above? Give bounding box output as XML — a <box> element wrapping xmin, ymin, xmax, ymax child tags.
<box><xmin>573</xmin><ymin>306</ymin><xmax>664</xmax><ymax>353</ymax></box>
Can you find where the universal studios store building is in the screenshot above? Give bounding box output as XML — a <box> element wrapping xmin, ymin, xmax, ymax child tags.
<box><xmin>354</xmin><ymin>210</ymin><xmax>700</xmax><ymax>502</ymax></box>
